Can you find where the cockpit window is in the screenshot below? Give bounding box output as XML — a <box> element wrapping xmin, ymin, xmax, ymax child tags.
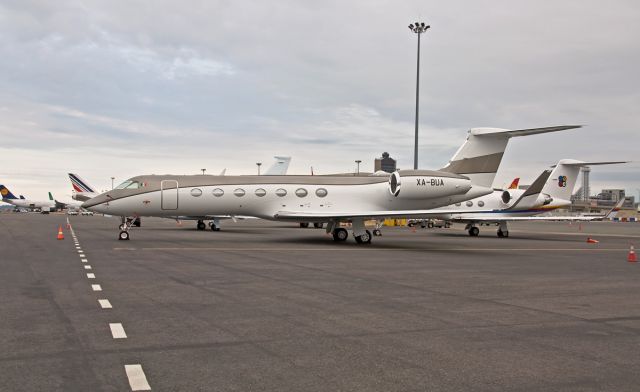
<box><xmin>115</xmin><ymin>180</ymin><xmax>141</xmax><ymax>190</ymax></box>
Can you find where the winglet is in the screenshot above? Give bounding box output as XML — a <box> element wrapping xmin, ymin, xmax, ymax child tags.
<box><xmin>508</xmin><ymin>178</ymin><xmax>520</xmax><ymax>189</ymax></box>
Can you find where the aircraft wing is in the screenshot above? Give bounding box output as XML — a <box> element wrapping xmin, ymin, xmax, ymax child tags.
<box><xmin>274</xmin><ymin>209</ymin><xmax>472</xmax><ymax>221</ymax></box>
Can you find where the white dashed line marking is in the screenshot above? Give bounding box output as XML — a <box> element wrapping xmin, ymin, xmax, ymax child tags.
<box><xmin>84</xmin><ymin>265</ymin><xmax>92</xmax><ymax>270</ymax></box>
<box><xmin>109</xmin><ymin>323</ymin><xmax>127</xmax><ymax>339</ymax></box>
<box><xmin>77</xmin><ymin>250</ymin><xmax>83</xmax><ymax>253</ymax></box>
<box><xmin>81</xmin><ymin>259</ymin><xmax>88</xmax><ymax>263</ymax></box>
<box><xmin>79</xmin><ymin>254</ymin><xmax>85</xmax><ymax>258</ymax></box>
<box><xmin>92</xmin><ymin>284</ymin><xmax>102</xmax><ymax>291</ymax></box>
<box><xmin>98</xmin><ymin>299</ymin><xmax>112</xmax><ymax>309</ymax></box>
<box><xmin>124</xmin><ymin>364</ymin><xmax>151</xmax><ymax>391</ymax></box>
<box><xmin>87</xmin><ymin>273</ymin><xmax>95</xmax><ymax>279</ymax></box>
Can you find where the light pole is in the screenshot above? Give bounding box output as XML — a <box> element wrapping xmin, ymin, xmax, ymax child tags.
<box><xmin>355</xmin><ymin>160</ymin><xmax>362</xmax><ymax>175</ymax></box>
<box><xmin>256</xmin><ymin>162</ymin><xmax>262</xmax><ymax>175</ymax></box>
<box><xmin>201</xmin><ymin>168</ymin><xmax>206</xmax><ymax>175</ymax></box>
<box><xmin>408</xmin><ymin>21</ymin><xmax>430</xmax><ymax>170</ymax></box>
<box><xmin>111</xmin><ymin>177</ymin><xmax>115</xmax><ymax>190</ymax></box>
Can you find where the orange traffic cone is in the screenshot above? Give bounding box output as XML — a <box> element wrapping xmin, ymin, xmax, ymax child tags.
<box><xmin>628</xmin><ymin>246</ymin><xmax>637</xmax><ymax>262</ymax></box>
<box><xmin>57</xmin><ymin>226</ymin><xmax>64</xmax><ymax>240</ymax></box>
<box><xmin>586</xmin><ymin>237</ymin><xmax>599</xmax><ymax>244</ymax></box>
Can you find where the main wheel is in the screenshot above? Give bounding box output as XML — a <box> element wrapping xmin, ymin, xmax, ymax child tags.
<box><xmin>468</xmin><ymin>227</ymin><xmax>480</xmax><ymax>237</ymax></box>
<box><xmin>355</xmin><ymin>230</ymin><xmax>372</xmax><ymax>244</ymax></box>
<box><xmin>118</xmin><ymin>231</ymin><xmax>130</xmax><ymax>241</ymax></box>
<box><xmin>197</xmin><ymin>221</ymin><xmax>206</xmax><ymax>231</ymax></box>
<box><xmin>299</xmin><ymin>222</ymin><xmax>310</xmax><ymax>228</ymax></box>
<box><xmin>313</xmin><ymin>222</ymin><xmax>324</xmax><ymax>229</ymax></box>
<box><xmin>332</xmin><ymin>228</ymin><xmax>348</xmax><ymax>242</ymax></box>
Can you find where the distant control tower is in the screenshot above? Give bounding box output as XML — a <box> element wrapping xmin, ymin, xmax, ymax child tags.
<box><xmin>582</xmin><ymin>166</ymin><xmax>591</xmax><ymax>201</ymax></box>
<box><xmin>374</xmin><ymin>152</ymin><xmax>397</xmax><ymax>173</ymax></box>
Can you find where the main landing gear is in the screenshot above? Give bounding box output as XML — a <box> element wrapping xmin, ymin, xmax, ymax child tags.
<box><xmin>197</xmin><ymin>219</ymin><xmax>221</xmax><ymax>231</ymax></box>
<box><xmin>328</xmin><ymin>220</ymin><xmax>374</xmax><ymax>245</ymax></box>
<box><xmin>467</xmin><ymin>225</ymin><xmax>480</xmax><ymax>237</ymax></box>
<box><xmin>497</xmin><ymin>222</ymin><xmax>509</xmax><ymax>238</ymax></box>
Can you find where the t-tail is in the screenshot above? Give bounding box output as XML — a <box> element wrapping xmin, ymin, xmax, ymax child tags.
<box><xmin>542</xmin><ymin>160</ymin><xmax>628</xmax><ymax>207</ymax></box>
<box><xmin>68</xmin><ymin>173</ymin><xmax>98</xmax><ymax>202</ymax></box>
<box><xmin>0</xmin><ymin>185</ymin><xmax>18</xmax><ymax>200</ymax></box>
<box><xmin>440</xmin><ymin>125</ymin><xmax>581</xmax><ymax>187</ymax></box>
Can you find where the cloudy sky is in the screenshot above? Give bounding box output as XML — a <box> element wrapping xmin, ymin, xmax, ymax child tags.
<box><xmin>0</xmin><ymin>0</ymin><xmax>638</xmax><ymax>202</ymax></box>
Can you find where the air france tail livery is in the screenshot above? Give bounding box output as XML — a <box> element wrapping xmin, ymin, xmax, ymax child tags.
<box><xmin>82</xmin><ymin>125</ymin><xmax>580</xmax><ymax>242</ymax></box>
<box><xmin>69</xmin><ymin>173</ymin><xmax>98</xmax><ymax>202</ymax></box>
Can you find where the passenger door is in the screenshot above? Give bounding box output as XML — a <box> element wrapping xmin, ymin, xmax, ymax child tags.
<box><xmin>161</xmin><ymin>180</ymin><xmax>178</xmax><ymax>210</ymax></box>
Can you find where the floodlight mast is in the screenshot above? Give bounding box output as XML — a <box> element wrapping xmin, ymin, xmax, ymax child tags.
<box><xmin>408</xmin><ymin>22</ymin><xmax>430</xmax><ymax>170</ymax></box>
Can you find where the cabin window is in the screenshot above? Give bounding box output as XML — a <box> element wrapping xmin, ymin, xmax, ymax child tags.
<box><xmin>477</xmin><ymin>201</ymin><xmax>485</xmax><ymax>207</ymax></box>
<box><xmin>295</xmin><ymin>188</ymin><xmax>308</xmax><ymax>198</ymax></box>
<box><xmin>212</xmin><ymin>188</ymin><xmax>224</xmax><ymax>197</ymax></box>
<box><xmin>466</xmin><ymin>201</ymin><xmax>473</xmax><ymax>207</ymax></box>
<box><xmin>275</xmin><ymin>188</ymin><xmax>287</xmax><ymax>197</ymax></box>
<box><xmin>316</xmin><ymin>188</ymin><xmax>328</xmax><ymax>197</ymax></box>
<box><xmin>455</xmin><ymin>202</ymin><xmax>461</xmax><ymax>207</ymax></box>
<box><xmin>255</xmin><ymin>188</ymin><xmax>267</xmax><ymax>197</ymax></box>
<box><xmin>234</xmin><ymin>188</ymin><xmax>245</xmax><ymax>197</ymax></box>
<box><xmin>190</xmin><ymin>188</ymin><xmax>203</xmax><ymax>197</ymax></box>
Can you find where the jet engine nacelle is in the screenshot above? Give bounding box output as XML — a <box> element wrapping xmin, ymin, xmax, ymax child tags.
<box><xmin>537</xmin><ymin>193</ymin><xmax>553</xmax><ymax>206</ymax></box>
<box><xmin>501</xmin><ymin>190</ymin><xmax>511</xmax><ymax>204</ymax></box>
<box><xmin>389</xmin><ymin>171</ymin><xmax>472</xmax><ymax>199</ymax></box>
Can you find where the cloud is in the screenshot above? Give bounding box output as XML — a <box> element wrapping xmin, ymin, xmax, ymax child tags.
<box><xmin>0</xmin><ymin>0</ymin><xmax>638</xmax><ymax>200</ymax></box>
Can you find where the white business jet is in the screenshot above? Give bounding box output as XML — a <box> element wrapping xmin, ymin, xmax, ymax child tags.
<box><xmin>82</xmin><ymin>126</ymin><xmax>580</xmax><ymax>242</ymax></box>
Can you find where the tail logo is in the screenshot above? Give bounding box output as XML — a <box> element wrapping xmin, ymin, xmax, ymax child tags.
<box><xmin>1</xmin><ymin>188</ymin><xmax>8</xmax><ymax>196</ymax></box>
<box><xmin>558</xmin><ymin>175</ymin><xmax>567</xmax><ymax>187</ymax></box>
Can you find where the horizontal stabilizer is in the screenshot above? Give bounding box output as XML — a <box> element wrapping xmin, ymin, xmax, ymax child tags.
<box><xmin>551</xmin><ymin>160</ymin><xmax>629</xmax><ymax>167</ymax></box>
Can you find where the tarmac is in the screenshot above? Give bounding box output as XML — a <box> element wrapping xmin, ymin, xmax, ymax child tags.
<box><xmin>1</xmin><ymin>213</ymin><xmax>639</xmax><ymax>391</ymax></box>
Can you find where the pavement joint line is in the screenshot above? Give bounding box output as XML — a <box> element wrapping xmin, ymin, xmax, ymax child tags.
<box><xmin>98</xmin><ymin>299</ymin><xmax>112</xmax><ymax>309</ymax></box>
<box><xmin>91</xmin><ymin>284</ymin><xmax>102</xmax><ymax>291</ymax></box>
<box><xmin>87</xmin><ymin>273</ymin><xmax>95</xmax><ymax>279</ymax></box>
<box><xmin>84</xmin><ymin>265</ymin><xmax>92</xmax><ymax>270</ymax></box>
<box><xmin>124</xmin><ymin>364</ymin><xmax>151</xmax><ymax>391</ymax></box>
<box><xmin>109</xmin><ymin>323</ymin><xmax>127</xmax><ymax>339</ymax></box>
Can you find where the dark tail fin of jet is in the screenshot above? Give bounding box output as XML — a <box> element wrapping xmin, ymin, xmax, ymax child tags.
<box><xmin>0</xmin><ymin>185</ymin><xmax>18</xmax><ymax>200</ymax></box>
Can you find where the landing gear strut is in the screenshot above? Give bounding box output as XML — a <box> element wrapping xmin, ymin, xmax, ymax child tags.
<box><xmin>118</xmin><ymin>216</ymin><xmax>137</xmax><ymax>240</ymax></box>
<box><xmin>497</xmin><ymin>222</ymin><xmax>509</xmax><ymax>238</ymax></box>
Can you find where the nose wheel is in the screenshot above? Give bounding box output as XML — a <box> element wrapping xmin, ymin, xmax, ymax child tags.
<box><xmin>118</xmin><ymin>231</ymin><xmax>130</xmax><ymax>241</ymax></box>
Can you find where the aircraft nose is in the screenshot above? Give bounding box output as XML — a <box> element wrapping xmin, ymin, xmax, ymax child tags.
<box><xmin>81</xmin><ymin>193</ymin><xmax>111</xmax><ymax>209</ymax></box>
